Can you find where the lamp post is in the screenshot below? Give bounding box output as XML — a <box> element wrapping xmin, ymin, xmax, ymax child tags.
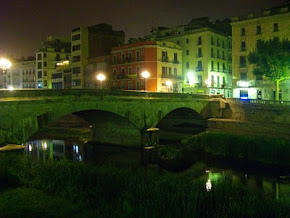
<box><xmin>165</xmin><ymin>80</ymin><xmax>172</xmax><ymax>93</ymax></box>
<box><xmin>96</xmin><ymin>73</ymin><xmax>106</xmax><ymax>89</ymax></box>
<box><xmin>141</xmin><ymin>71</ymin><xmax>150</xmax><ymax>91</ymax></box>
<box><xmin>0</xmin><ymin>58</ymin><xmax>12</xmax><ymax>89</ymax></box>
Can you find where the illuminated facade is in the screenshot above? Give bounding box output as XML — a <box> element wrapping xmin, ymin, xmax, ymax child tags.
<box><xmin>36</xmin><ymin>36</ymin><xmax>71</xmax><ymax>89</ymax></box>
<box><xmin>231</xmin><ymin>3</ymin><xmax>290</xmax><ymax>100</ymax></box>
<box><xmin>110</xmin><ymin>41</ymin><xmax>183</xmax><ymax>92</ymax></box>
<box><xmin>148</xmin><ymin>18</ymin><xmax>232</xmax><ymax>96</ymax></box>
<box><xmin>51</xmin><ymin>59</ymin><xmax>71</xmax><ymax>89</ymax></box>
<box><xmin>71</xmin><ymin>23</ymin><xmax>124</xmax><ymax>89</ymax></box>
<box><xmin>21</xmin><ymin>57</ymin><xmax>36</xmax><ymax>89</ymax></box>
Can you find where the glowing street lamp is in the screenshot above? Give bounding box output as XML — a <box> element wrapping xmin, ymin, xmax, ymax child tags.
<box><xmin>141</xmin><ymin>71</ymin><xmax>150</xmax><ymax>91</ymax></box>
<box><xmin>165</xmin><ymin>80</ymin><xmax>172</xmax><ymax>93</ymax></box>
<box><xmin>187</xmin><ymin>71</ymin><xmax>196</xmax><ymax>86</ymax></box>
<box><xmin>205</xmin><ymin>79</ymin><xmax>211</xmax><ymax>88</ymax></box>
<box><xmin>0</xmin><ymin>58</ymin><xmax>12</xmax><ymax>89</ymax></box>
<box><xmin>96</xmin><ymin>73</ymin><xmax>106</xmax><ymax>89</ymax></box>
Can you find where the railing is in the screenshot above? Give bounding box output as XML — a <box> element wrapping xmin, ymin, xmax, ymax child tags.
<box><xmin>226</xmin><ymin>98</ymin><xmax>290</xmax><ymax>106</ymax></box>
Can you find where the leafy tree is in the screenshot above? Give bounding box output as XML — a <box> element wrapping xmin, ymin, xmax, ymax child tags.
<box><xmin>248</xmin><ymin>37</ymin><xmax>290</xmax><ymax>100</ymax></box>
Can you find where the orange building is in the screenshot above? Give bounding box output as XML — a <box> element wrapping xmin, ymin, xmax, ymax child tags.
<box><xmin>110</xmin><ymin>41</ymin><xmax>183</xmax><ymax>92</ymax></box>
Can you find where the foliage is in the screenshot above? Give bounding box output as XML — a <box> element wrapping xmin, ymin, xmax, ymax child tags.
<box><xmin>248</xmin><ymin>37</ymin><xmax>290</xmax><ymax>82</ymax></box>
<box><xmin>182</xmin><ymin>132</ymin><xmax>290</xmax><ymax>166</ymax></box>
<box><xmin>0</xmin><ymin>153</ymin><xmax>289</xmax><ymax>217</ymax></box>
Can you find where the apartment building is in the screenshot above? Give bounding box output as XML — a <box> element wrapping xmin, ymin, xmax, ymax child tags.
<box><xmin>149</xmin><ymin>17</ymin><xmax>232</xmax><ymax>96</ymax></box>
<box><xmin>231</xmin><ymin>2</ymin><xmax>290</xmax><ymax>100</ymax></box>
<box><xmin>21</xmin><ymin>57</ymin><xmax>36</xmax><ymax>89</ymax></box>
<box><xmin>110</xmin><ymin>41</ymin><xmax>182</xmax><ymax>92</ymax></box>
<box><xmin>71</xmin><ymin>23</ymin><xmax>124</xmax><ymax>89</ymax></box>
<box><xmin>36</xmin><ymin>36</ymin><xmax>71</xmax><ymax>89</ymax></box>
<box><xmin>51</xmin><ymin>59</ymin><xmax>71</xmax><ymax>89</ymax></box>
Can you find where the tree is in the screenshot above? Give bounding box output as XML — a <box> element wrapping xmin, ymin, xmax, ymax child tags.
<box><xmin>248</xmin><ymin>38</ymin><xmax>290</xmax><ymax>100</ymax></box>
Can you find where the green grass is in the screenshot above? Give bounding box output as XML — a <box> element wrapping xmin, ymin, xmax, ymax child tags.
<box><xmin>0</xmin><ymin>153</ymin><xmax>288</xmax><ymax>217</ymax></box>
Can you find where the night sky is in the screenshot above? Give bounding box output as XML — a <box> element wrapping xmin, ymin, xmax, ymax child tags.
<box><xmin>0</xmin><ymin>0</ymin><xmax>286</xmax><ymax>58</ymax></box>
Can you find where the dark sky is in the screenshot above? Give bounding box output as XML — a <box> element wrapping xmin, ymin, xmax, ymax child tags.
<box><xmin>0</xmin><ymin>0</ymin><xmax>286</xmax><ymax>58</ymax></box>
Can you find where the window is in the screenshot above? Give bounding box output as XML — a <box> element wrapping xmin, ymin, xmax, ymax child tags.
<box><xmin>121</xmin><ymin>53</ymin><xmax>125</xmax><ymax>63</ymax></box>
<box><xmin>37</xmin><ymin>54</ymin><xmax>42</xmax><ymax>60</ymax></box>
<box><xmin>72</xmin><ymin>67</ymin><xmax>81</xmax><ymax>75</ymax></box>
<box><xmin>217</xmin><ymin>62</ymin><xmax>220</xmax><ymax>72</ymax></box>
<box><xmin>186</xmin><ymin>38</ymin><xmax>189</xmax><ymax>43</ymax></box>
<box><xmin>239</xmin><ymin>56</ymin><xmax>246</xmax><ymax>68</ymax></box>
<box><xmin>37</xmin><ymin>62</ymin><xmax>42</xmax><ymax>69</ymax></box>
<box><xmin>211</xmin><ymin>48</ymin><xmax>214</xmax><ymax>58</ymax></box>
<box><xmin>273</xmin><ymin>23</ymin><xmax>278</xmax><ymax>32</ymax></box>
<box><xmin>211</xmin><ymin>61</ymin><xmax>214</xmax><ymax>71</ymax></box>
<box><xmin>222</xmin><ymin>51</ymin><xmax>225</xmax><ymax>59</ymax></box>
<box><xmin>186</xmin><ymin>62</ymin><xmax>189</xmax><ymax>69</ymax></box>
<box><xmin>128</xmin><ymin>52</ymin><xmax>132</xmax><ymax>61</ymax></box>
<box><xmin>72</xmin><ymin>79</ymin><xmax>81</xmax><ymax>86</ymax></box>
<box><xmin>55</xmin><ymin>54</ymin><xmax>60</xmax><ymax>61</ymax></box>
<box><xmin>256</xmin><ymin>25</ymin><xmax>262</xmax><ymax>34</ymax></box>
<box><xmin>197</xmin><ymin>36</ymin><xmax>202</xmax><ymax>45</ymax></box>
<box><xmin>217</xmin><ymin>76</ymin><xmax>220</xmax><ymax>87</ymax></box>
<box><xmin>162</xmin><ymin>51</ymin><xmax>168</xmax><ymax>61</ymax></box>
<box><xmin>128</xmin><ymin>67</ymin><xmax>132</xmax><ymax>75</ymax></box>
<box><xmin>211</xmin><ymin>75</ymin><xmax>214</xmax><ymax>87</ymax></box>
<box><xmin>241</xmin><ymin>41</ymin><xmax>246</xmax><ymax>51</ymax></box>
<box><xmin>240</xmin><ymin>72</ymin><xmax>247</xmax><ymax>81</ymax></box>
<box><xmin>217</xmin><ymin>49</ymin><xmax>220</xmax><ymax>58</ymax></box>
<box><xmin>128</xmin><ymin>81</ymin><xmax>132</xmax><ymax>90</ymax></box>
<box><xmin>43</xmin><ymin>61</ymin><xmax>47</xmax><ymax>67</ymax></box>
<box><xmin>113</xmin><ymin>69</ymin><xmax>117</xmax><ymax>77</ymax></box>
<box><xmin>72</xmin><ymin>55</ymin><xmax>81</xmax><ymax>62</ymax></box>
<box><xmin>168</xmin><ymin>67</ymin><xmax>172</xmax><ymax>76</ymax></box>
<box><xmin>223</xmin><ymin>63</ymin><xmax>226</xmax><ymax>72</ymax></box>
<box><xmin>136</xmin><ymin>81</ymin><xmax>140</xmax><ymax>90</ymax></box>
<box><xmin>223</xmin><ymin>76</ymin><xmax>226</xmax><ymax>85</ymax></box>
<box><xmin>197</xmin><ymin>61</ymin><xmax>202</xmax><ymax>71</ymax></box>
<box><xmin>43</xmin><ymin>53</ymin><xmax>47</xmax><ymax>58</ymax></box>
<box><xmin>72</xmin><ymin>34</ymin><xmax>80</xmax><ymax>41</ymax></box>
<box><xmin>211</xmin><ymin>36</ymin><xmax>214</xmax><ymax>45</ymax></box>
<box><xmin>197</xmin><ymin>75</ymin><xmax>202</xmax><ymax>87</ymax></box>
<box><xmin>162</xmin><ymin>66</ymin><xmax>167</xmax><ymax>77</ymax></box>
<box><xmin>217</xmin><ymin>39</ymin><xmax>220</xmax><ymax>47</ymax></box>
<box><xmin>198</xmin><ymin>48</ymin><xmax>202</xmax><ymax>57</ymax></box>
<box><xmin>174</xmin><ymin>68</ymin><xmax>177</xmax><ymax>77</ymax></box>
<box><xmin>241</xmin><ymin>28</ymin><xmax>245</xmax><ymax>36</ymax></box>
<box><xmin>38</xmin><ymin>71</ymin><xmax>42</xmax><ymax>78</ymax></box>
<box><xmin>174</xmin><ymin>53</ymin><xmax>178</xmax><ymax>63</ymax></box>
<box><xmin>72</xmin><ymin>44</ymin><xmax>81</xmax><ymax>51</ymax></box>
<box><xmin>186</xmin><ymin>50</ymin><xmax>189</xmax><ymax>55</ymax></box>
<box><xmin>44</xmin><ymin>71</ymin><xmax>47</xmax><ymax>76</ymax></box>
<box><xmin>136</xmin><ymin>66</ymin><xmax>140</xmax><ymax>77</ymax></box>
<box><xmin>113</xmin><ymin>55</ymin><xmax>117</xmax><ymax>64</ymax></box>
<box><xmin>136</xmin><ymin>51</ymin><xmax>140</xmax><ymax>61</ymax></box>
<box><xmin>240</xmin><ymin>90</ymin><xmax>248</xmax><ymax>99</ymax></box>
<box><xmin>44</xmin><ymin>80</ymin><xmax>47</xmax><ymax>86</ymax></box>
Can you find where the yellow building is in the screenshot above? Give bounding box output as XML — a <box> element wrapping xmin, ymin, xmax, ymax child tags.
<box><xmin>36</xmin><ymin>36</ymin><xmax>71</xmax><ymax>89</ymax></box>
<box><xmin>231</xmin><ymin>3</ymin><xmax>290</xmax><ymax>100</ymax></box>
<box><xmin>149</xmin><ymin>18</ymin><xmax>232</xmax><ymax>96</ymax></box>
<box><xmin>71</xmin><ymin>23</ymin><xmax>124</xmax><ymax>89</ymax></box>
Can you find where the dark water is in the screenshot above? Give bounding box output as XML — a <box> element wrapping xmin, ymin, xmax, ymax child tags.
<box><xmin>21</xmin><ymin>136</ymin><xmax>290</xmax><ymax>202</ymax></box>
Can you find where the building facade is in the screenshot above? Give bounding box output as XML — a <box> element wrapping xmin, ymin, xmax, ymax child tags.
<box><xmin>71</xmin><ymin>23</ymin><xmax>124</xmax><ymax>89</ymax></box>
<box><xmin>148</xmin><ymin>18</ymin><xmax>232</xmax><ymax>96</ymax></box>
<box><xmin>231</xmin><ymin>3</ymin><xmax>290</xmax><ymax>100</ymax></box>
<box><xmin>36</xmin><ymin>36</ymin><xmax>71</xmax><ymax>89</ymax></box>
<box><xmin>21</xmin><ymin>57</ymin><xmax>36</xmax><ymax>89</ymax></box>
<box><xmin>110</xmin><ymin>41</ymin><xmax>183</xmax><ymax>92</ymax></box>
<box><xmin>51</xmin><ymin>59</ymin><xmax>71</xmax><ymax>89</ymax></box>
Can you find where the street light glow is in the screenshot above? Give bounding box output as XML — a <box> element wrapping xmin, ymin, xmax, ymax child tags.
<box><xmin>96</xmin><ymin>73</ymin><xmax>106</xmax><ymax>81</ymax></box>
<box><xmin>141</xmin><ymin>71</ymin><xmax>150</xmax><ymax>79</ymax></box>
<box><xmin>8</xmin><ymin>86</ymin><xmax>14</xmax><ymax>91</ymax></box>
<box><xmin>0</xmin><ymin>58</ymin><xmax>12</xmax><ymax>70</ymax></box>
<box><xmin>205</xmin><ymin>79</ymin><xmax>211</xmax><ymax>87</ymax></box>
<box><xmin>187</xmin><ymin>72</ymin><xmax>196</xmax><ymax>86</ymax></box>
<box><xmin>166</xmin><ymin>80</ymin><xmax>172</xmax><ymax>93</ymax></box>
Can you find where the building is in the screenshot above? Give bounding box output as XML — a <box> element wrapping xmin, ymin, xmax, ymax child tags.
<box><xmin>21</xmin><ymin>57</ymin><xmax>36</xmax><ymax>89</ymax></box>
<box><xmin>36</xmin><ymin>36</ymin><xmax>71</xmax><ymax>89</ymax></box>
<box><xmin>110</xmin><ymin>41</ymin><xmax>183</xmax><ymax>92</ymax></box>
<box><xmin>70</xmin><ymin>23</ymin><xmax>125</xmax><ymax>89</ymax></box>
<box><xmin>231</xmin><ymin>2</ymin><xmax>290</xmax><ymax>100</ymax></box>
<box><xmin>51</xmin><ymin>59</ymin><xmax>71</xmax><ymax>89</ymax></box>
<box><xmin>148</xmin><ymin>17</ymin><xmax>232</xmax><ymax>96</ymax></box>
<box><xmin>85</xmin><ymin>55</ymin><xmax>110</xmax><ymax>89</ymax></box>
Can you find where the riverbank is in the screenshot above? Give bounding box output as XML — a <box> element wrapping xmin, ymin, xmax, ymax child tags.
<box><xmin>181</xmin><ymin>131</ymin><xmax>290</xmax><ymax>168</ymax></box>
<box><xmin>0</xmin><ymin>153</ymin><xmax>289</xmax><ymax>217</ymax></box>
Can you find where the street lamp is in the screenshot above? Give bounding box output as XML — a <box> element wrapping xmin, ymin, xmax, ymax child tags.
<box><xmin>141</xmin><ymin>71</ymin><xmax>150</xmax><ymax>91</ymax></box>
<box><xmin>96</xmin><ymin>73</ymin><xmax>106</xmax><ymax>89</ymax></box>
<box><xmin>0</xmin><ymin>58</ymin><xmax>12</xmax><ymax>89</ymax></box>
<box><xmin>165</xmin><ymin>80</ymin><xmax>172</xmax><ymax>93</ymax></box>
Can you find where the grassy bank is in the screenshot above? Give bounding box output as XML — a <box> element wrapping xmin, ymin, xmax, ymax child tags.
<box><xmin>182</xmin><ymin>131</ymin><xmax>290</xmax><ymax>167</ymax></box>
<box><xmin>0</xmin><ymin>153</ymin><xmax>289</xmax><ymax>217</ymax></box>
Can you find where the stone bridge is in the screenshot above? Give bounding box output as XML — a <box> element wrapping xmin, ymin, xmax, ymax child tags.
<box><xmin>0</xmin><ymin>89</ymin><xmax>289</xmax><ymax>147</ymax></box>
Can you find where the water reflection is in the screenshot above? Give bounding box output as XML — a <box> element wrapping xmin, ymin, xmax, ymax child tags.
<box><xmin>23</xmin><ymin>139</ymin><xmax>84</xmax><ymax>162</ymax></box>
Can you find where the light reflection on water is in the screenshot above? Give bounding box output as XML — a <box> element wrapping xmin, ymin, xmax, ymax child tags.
<box><xmin>23</xmin><ymin>138</ymin><xmax>290</xmax><ymax>201</ymax></box>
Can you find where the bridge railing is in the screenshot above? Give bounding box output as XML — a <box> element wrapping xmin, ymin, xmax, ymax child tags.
<box><xmin>0</xmin><ymin>89</ymin><xmax>222</xmax><ymax>100</ymax></box>
<box><xmin>226</xmin><ymin>98</ymin><xmax>290</xmax><ymax>106</ymax></box>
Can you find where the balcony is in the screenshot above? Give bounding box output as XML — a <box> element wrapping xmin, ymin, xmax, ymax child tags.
<box><xmin>162</xmin><ymin>56</ymin><xmax>169</xmax><ymax>62</ymax></box>
<box><xmin>161</xmin><ymin>75</ymin><xmax>183</xmax><ymax>80</ymax></box>
<box><xmin>195</xmin><ymin>67</ymin><xmax>203</xmax><ymax>72</ymax></box>
<box><xmin>236</xmin><ymin>80</ymin><xmax>255</xmax><ymax>87</ymax></box>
